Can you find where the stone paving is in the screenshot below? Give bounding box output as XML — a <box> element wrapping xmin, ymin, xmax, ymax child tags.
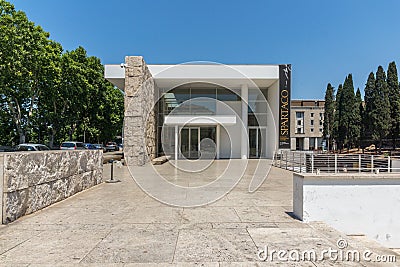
<box><xmin>0</xmin><ymin>160</ymin><xmax>398</xmax><ymax>266</ymax></box>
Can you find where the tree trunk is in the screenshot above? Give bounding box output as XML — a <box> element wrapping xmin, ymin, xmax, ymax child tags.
<box><xmin>19</xmin><ymin>131</ymin><xmax>25</xmax><ymax>144</ymax></box>
<box><xmin>49</xmin><ymin>129</ymin><xmax>56</xmax><ymax>148</ymax></box>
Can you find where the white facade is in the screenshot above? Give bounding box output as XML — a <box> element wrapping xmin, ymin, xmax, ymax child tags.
<box><xmin>105</xmin><ymin>62</ymin><xmax>289</xmax><ymax>161</ymax></box>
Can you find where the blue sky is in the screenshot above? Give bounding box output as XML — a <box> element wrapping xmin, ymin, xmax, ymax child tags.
<box><xmin>11</xmin><ymin>0</ymin><xmax>400</xmax><ymax>99</ymax></box>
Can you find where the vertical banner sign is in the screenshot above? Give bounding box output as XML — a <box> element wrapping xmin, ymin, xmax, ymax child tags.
<box><xmin>278</xmin><ymin>64</ymin><xmax>291</xmax><ymax>149</ymax></box>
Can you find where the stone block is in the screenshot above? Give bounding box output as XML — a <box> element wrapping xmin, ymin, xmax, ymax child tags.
<box><xmin>124</xmin><ymin>96</ymin><xmax>143</xmax><ymax>116</ymax></box>
<box><xmin>125</xmin><ymin>77</ymin><xmax>142</xmax><ymax>97</ymax></box>
<box><xmin>3</xmin><ymin>171</ymin><xmax>29</xmax><ymax>193</ymax></box>
<box><xmin>50</xmin><ymin>177</ymin><xmax>70</xmax><ymax>203</ymax></box>
<box><xmin>3</xmin><ymin>189</ymin><xmax>29</xmax><ymax>224</ymax></box>
<box><xmin>39</xmin><ymin>152</ymin><xmax>62</xmax><ymax>184</ymax></box>
<box><xmin>125</xmin><ymin>156</ymin><xmax>144</xmax><ymax>166</ymax></box>
<box><xmin>58</xmin><ymin>151</ymin><xmax>79</xmax><ymax>178</ymax></box>
<box><xmin>81</xmin><ymin>171</ymin><xmax>95</xmax><ymax>191</ymax></box>
<box><xmin>92</xmin><ymin>169</ymin><xmax>103</xmax><ymax>185</ymax></box>
<box><xmin>126</xmin><ymin>56</ymin><xmax>143</xmax><ymax>67</ymax></box>
<box><xmin>26</xmin><ymin>183</ymin><xmax>52</xmax><ymax>214</ymax></box>
<box><xmin>70</xmin><ymin>173</ymin><xmax>83</xmax><ymax>195</ymax></box>
<box><xmin>127</xmin><ymin>66</ymin><xmax>143</xmax><ymax>77</ymax></box>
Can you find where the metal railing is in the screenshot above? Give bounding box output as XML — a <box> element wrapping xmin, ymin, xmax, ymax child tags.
<box><xmin>274</xmin><ymin>151</ymin><xmax>400</xmax><ymax>174</ymax></box>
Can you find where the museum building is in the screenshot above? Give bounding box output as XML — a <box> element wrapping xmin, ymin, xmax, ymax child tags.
<box><xmin>105</xmin><ymin>56</ymin><xmax>291</xmax><ymax>166</ymax></box>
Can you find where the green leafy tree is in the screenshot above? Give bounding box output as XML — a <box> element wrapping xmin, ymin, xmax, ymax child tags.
<box><xmin>323</xmin><ymin>83</ymin><xmax>335</xmax><ymax>150</ymax></box>
<box><xmin>387</xmin><ymin>61</ymin><xmax>400</xmax><ymax>149</ymax></box>
<box><xmin>0</xmin><ymin>0</ymin><xmax>126</xmax><ymax>147</ymax></box>
<box><xmin>0</xmin><ymin>1</ymin><xmax>61</xmax><ymax>143</ymax></box>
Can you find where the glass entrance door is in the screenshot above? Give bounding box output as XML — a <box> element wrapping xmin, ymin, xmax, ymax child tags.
<box><xmin>180</xmin><ymin>127</ymin><xmax>199</xmax><ymax>159</ymax></box>
<box><xmin>180</xmin><ymin>126</ymin><xmax>216</xmax><ymax>159</ymax></box>
<box><xmin>249</xmin><ymin>127</ymin><xmax>266</xmax><ymax>158</ymax></box>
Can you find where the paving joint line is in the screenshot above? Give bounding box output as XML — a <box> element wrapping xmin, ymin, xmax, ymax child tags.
<box><xmin>78</xmin><ymin>229</ymin><xmax>113</xmax><ymax>264</ymax></box>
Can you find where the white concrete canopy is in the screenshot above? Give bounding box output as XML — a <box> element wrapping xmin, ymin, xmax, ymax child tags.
<box><xmin>104</xmin><ymin>64</ymin><xmax>280</xmax><ymax>90</ymax></box>
<box><xmin>164</xmin><ymin>115</ymin><xmax>236</xmax><ymax>126</ymax></box>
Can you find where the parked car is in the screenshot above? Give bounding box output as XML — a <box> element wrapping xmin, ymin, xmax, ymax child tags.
<box><xmin>118</xmin><ymin>143</ymin><xmax>123</xmax><ymax>151</ymax></box>
<box><xmin>16</xmin><ymin>143</ymin><xmax>50</xmax><ymax>151</ymax></box>
<box><xmin>0</xmin><ymin>146</ymin><xmax>15</xmax><ymax>152</ymax></box>
<box><xmin>105</xmin><ymin>142</ymin><xmax>118</xmax><ymax>152</ymax></box>
<box><xmin>84</xmin><ymin>143</ymin><xmax>96</xmax><ymax>150</ymax></box>
<box><xmin>60</xmin><ymin>141</ymin><xmax>85</xmax><ymax>150</ymax></box>
<box><xmin>93</xmin><ymin>144</ymin><xmax>106</xmax><ymax>152</ymax></box>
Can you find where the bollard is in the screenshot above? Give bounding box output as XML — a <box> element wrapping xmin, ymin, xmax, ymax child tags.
<box><xmin>106</xmin><ymin>159</ymin><xmax>121</xmax><ymax>183</ymax></box>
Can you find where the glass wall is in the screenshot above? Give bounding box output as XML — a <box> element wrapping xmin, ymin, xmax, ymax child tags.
<box><xmin>157</xmin><ymin>86</ymin><xmax>241</xmax><ymax>156</ymax></box>
<box><xmin>248</xmin><ymin>88</ymin><xmax>268</xmax><ymax>127</ymax></box>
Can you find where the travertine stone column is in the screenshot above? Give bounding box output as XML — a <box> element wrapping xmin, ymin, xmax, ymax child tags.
<box><xmin>124</xmin><ymin>56</ymin><xmax>158</xmax><ymax>166</ymax></box>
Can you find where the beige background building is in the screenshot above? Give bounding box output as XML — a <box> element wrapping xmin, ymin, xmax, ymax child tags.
<box><xmin>290</xmin><ymin>100</ymin><xmax>325</xmax><ymax>150</ymax></box>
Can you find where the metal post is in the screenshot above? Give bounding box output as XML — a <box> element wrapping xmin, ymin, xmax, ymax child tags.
<box><xmin>359</xmin><ymin>154</ymin><xmax>361</xmax><ymax>173</ymax></box>
<box><xmin>301</xmin><ymin>153</ymin><xmax>304</xmax><ymax>173</ymax></box>
<box><xmin>293</xmin><ymin>152</ymin><xmax>295</xmax><ymax>171</ymax></box>
<box><xmin>299</xmin><ymin>154</ymin><xmax>301</xmax><ymax>173</ymax></box>
<box><xmin>388</xmin><ymin>156</ymin><xmax>391</xmax><ymax>173</ymax></box>
<box><xmin>328</xmin><ymin>153</ymin><xmax>330</xmax><ymax>173</ymax></box>
<box><xmin>371</xmin><ymin>155</ymin><xmax>374</xmax><ymax>173</ymax></box>
<box><xmin>111</xmin><ymin>161</ymin><xmax>114</xmax><ymax>180</ymax></box>
<box><xmin>285</xmin><ymin>152</ymin><xmax>288</xmax><ymax>170</ymax></box>
<box><xmin>335</xmin><ymin>154</ymin><xmax>338</xmax><ymax>173</ymax></box>
<box><xmin>106</xmin><ymin>159</ymin><xmax>121</xmax><ymax>183</ymax></box>
<box><xmin>311</xmin><ymin>154</ymin><xmax>314</xmax><ymax>174</ymax></box>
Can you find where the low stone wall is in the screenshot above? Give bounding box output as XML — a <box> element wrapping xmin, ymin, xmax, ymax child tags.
<box><xmin>0</xmin><ymin>150</ymin><xmax>103</xmax><ymax>224</ymax></box>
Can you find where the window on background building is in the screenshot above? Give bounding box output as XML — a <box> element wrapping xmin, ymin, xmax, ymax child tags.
<box><xmin>320</xmin><ymin>120</ymin><xmax>323</xmax><ymax>126</ymax></box>
<box><xmin>297</xmin><ymin>128</ymin><xmax>303</xmax><ymax>134</ymax></box>
<box><xmin>319</xmin><ymin>128</ymin><xmax>322</xmax><ymax>132</ymax></box>
<box><xmin>320</xmin><ymin>113</ymin><xmax>323</xmax><ymax>119</ymax></box>
<box><xmin>311</xmin><ymin>120</ymin><xmax>314</xmax><ymax>126</ymax></box>
<box><xmin>311</xmin><ymin>113</ymin><xmax>314</xmax><ymax>117</ymax></box>
<box><xmin>297</xmin><ymin>120</ymin><xmax>301</xmax><ymax>125</ymax></box>
<box><xmin>311</xmin><ymin>128</ymin><xmax>314</xmax><ymax>133</ymax></box>
<box><xmin>296</xmin><ymin>112</ymin><xmax>304</xmax><ymax>119</ymax></box>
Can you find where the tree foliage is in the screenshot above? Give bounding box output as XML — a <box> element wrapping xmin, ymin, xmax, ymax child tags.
<box><xmin>332</xmin><ymin>74</ymin><xmax>360</xmax><ymax>149</ymax></box>
<box><xmin>327</xmin><ymin>61</ymin><xmax>400</xmax><ymax>153</ymax></box>
<box><xmin>323</xmin><ymin>83</ymin><xmax>334</xmax><ymax>147</ymax></box>
<box><xmin>355</xmin><ymin>88</ymin><xmax>363</xmax><ymax>147</ymax></box>
<box><xmin>370</xmin><ymin>66</ymin><xmax>391</xmax><ymax>150</ymax></box>
<box><xmin>0</xmin><ymin>0</ymin><xmax>123</xmax><ymax>147</ymax></box>
<box><xmin>387</xmin><ymin>61</ymin><xmax>400</xmax><ymax>148</ymax></box>
<box><xmin>333</xmin><ymin>84</ymin><xmax>343</xmax><ymax>147</ymax></box>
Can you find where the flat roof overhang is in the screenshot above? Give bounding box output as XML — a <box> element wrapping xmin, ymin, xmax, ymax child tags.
<box><xmin>164</xmin><ymin>115</ymin><xmax>237</xmax><ymax>126</ymax></box>
<box><xmin>104</xmin><ymin>64</ymin><xmax>280</xmax><ymax>90</ymax></box>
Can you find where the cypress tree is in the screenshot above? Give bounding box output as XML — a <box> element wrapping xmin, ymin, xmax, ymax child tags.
<box><xmin>364</xmin><ymin>72</ymin><xmax>375</xmax><ymax>142</ymax></box>
<box><xmin>371</xmin><ymin>66</ymin><xmax>391</xmax><ymax>152</ymax></box>
<box><xmin>355</xmin><ymin>88</ymin><xmax>363</xmax><ymax>148</ymax></box>
<box><xmin>333</xmin><ymin>84</ymin><xmax>343</xmax><ymax>150</ymax></box>
<box><xmin>323</xmin><ymin>83</ymin><xmax>335</xmax><ymax>150</ymax></box>
<box><xmin>387</xmin><ymin>61</ymin><xmax>400</xmax><ymax>149</ymax></box>
<box><xmin>339</xmin><ymin>74</ymin><xmax>357</xmax><ymax>149</ymax></box>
